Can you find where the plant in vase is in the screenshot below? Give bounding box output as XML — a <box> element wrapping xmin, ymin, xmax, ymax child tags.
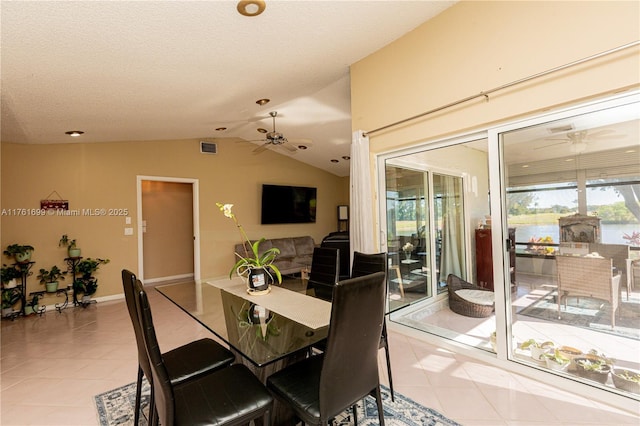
<box><xmin>520</xmin><ymin>339</ymin><xmax>554</xmax><ymax>361</ymax></box>
<box><xmin>574</xmin><ymin>353</ymin><xmax>613</xmax><ymax>384</ymax></box>
<box><xmin>1</xmin><ymin>288</ymin><xmax>21</xmax><ymax>317</ymax></box>
<box><xmin>24</xmin><ymin>294</ymin><xmax>40</xmax><ymax>315</ymax></box>
<box><xmin>73</xmin><ymin>258</ymin><xmax>109</xmax><ymax>303</ymax></box>
<box><xmin>612</xmin><ymin>368</ymin><xmax>640</xmax><ymax>394</ymax></box>
<box><xmin>3</xmin><ymin>244</ymin><xmax>35</xmax><ymax>263</ymax></box>
<box><xmin>217</xmin><ymin>203</ymin><xmax>281</xmax><ymax>293</ymax></box>
<box><xmin>543</xmin><ymin>349</ymin><xmax>571</xmax><ymax>371</ymax></box>
<box><xmin>59</xmin><ymin>234</ymin><xmax>81</xmax><ymax>257</ymax></box>
<box><xmin>1</xmin><ymin>264</ymin><xmax>21</xmax><ymax>288</ymax></box>
<box><xmin>402</xmin><ymin>242</ymin><xmax>414</xmax><ymax>260</ymax></box>
<box><xmin>37</xmin><ymin>265</ymin><xmax>67</xmax><ymax>292</ymax></box>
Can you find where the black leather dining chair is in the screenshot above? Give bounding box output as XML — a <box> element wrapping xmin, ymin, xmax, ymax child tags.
<box><xmin>306</xmin><ymin>246</ymin><xmax>340</xmax><ymax>301</ymax></box>
<box><xmin>350</xmin><ymin>251</ymin><xmax>395</xmax><ymax>401</ymax></box>
<box><xmin>134</xmin><ymin>279</ymin><xmax>273</xmax><ymax>426</ymax></box>
<box><xmin>266</xmin><ymin>271</ymin><xmax>387</xmax><ymax>425</ymax></box>
<box><xmin>121</xmin><ymin>270</ymin><xmax>235</xmax><ymax>425</ymax></box>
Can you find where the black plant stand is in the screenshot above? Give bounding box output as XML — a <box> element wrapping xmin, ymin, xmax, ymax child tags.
<box><xmin>65</xmin><ymin>256</ymin><xmax>82</xmax><ymax>306</ymax></box>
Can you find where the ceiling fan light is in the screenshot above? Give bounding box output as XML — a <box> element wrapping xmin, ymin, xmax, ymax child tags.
<box><xmin>570</xmin><ymin>142</ymin><xmax>587</xmax><ymax>153</ymax></box>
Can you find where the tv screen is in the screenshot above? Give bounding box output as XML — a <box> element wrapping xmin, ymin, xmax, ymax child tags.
<box><xmin>261</xmin><ymin>184</ymin><xmax>317</xmax><ymax>224</ymax></box>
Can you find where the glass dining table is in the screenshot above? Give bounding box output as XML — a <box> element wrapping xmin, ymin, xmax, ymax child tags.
<box><xmin>156</xmin><ymin>276</ymin><xmax>331</xmax><ymax>369</ymax></box>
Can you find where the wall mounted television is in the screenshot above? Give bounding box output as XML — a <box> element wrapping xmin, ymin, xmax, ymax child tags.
<box><xmin>261</xmin><ymin>184</ymin><xmax>317</xmax><ymax>224</ymax></box>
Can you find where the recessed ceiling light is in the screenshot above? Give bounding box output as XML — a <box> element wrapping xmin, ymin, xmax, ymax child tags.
<box><xmin>215</xmin><ymin>127</ymin><xmax>227</xmax><ymax>131</ymax></box>
<box><xmin>257</xmin><ymin>128</ymin><xmax>268</xmax><ymax>133</ymax></box>
<box><xmin>330</xmin><ymin>159</ymin><xmax>339</xmax><ymax>163</ymax></box>
<box><xmin>65</xmin><ymin>130</ymin><xmax>84</xmax><ymax>137</ymax></box>
<box><xmin>237</xmin><ymin>1</ymin><xmax>266</xmax><ymax>17</ymax></box>
<box><xmin>297</xmin><ymin>145</ymin><xmax>308</xmax><ymax>150</ymax></box>
<box><xmin>342</xmin><ymin>156</ymin><xmax>350</xmax><ymax>160</ymax></box>
<box><xmin>565</xmin><ymin>158</ymin><xmax>574</xmax><ymax>162</ymax></box>
<box><xmin>256</xmin><ymin>98</ymin><xmax>270</xmax><ymax>105</ymax></box>
<box><xmin>521</xmin><ymin>164</ymin><xmax>529</xmax><ymax>168</ymax></box>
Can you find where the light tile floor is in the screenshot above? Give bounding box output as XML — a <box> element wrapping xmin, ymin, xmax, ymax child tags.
<box><xmin>1</xmin><ymin>284</ymin><xmax>639</xmax><ymax>425</ymax></box>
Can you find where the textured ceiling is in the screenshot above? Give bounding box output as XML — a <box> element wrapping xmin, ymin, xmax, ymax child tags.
<box><xmin>1</xmin><ymin>1</ymin><xmax>456</xmax><ymax>176</ymax></box>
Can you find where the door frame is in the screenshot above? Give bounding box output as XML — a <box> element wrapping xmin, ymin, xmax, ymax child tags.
<box><xmin>136</xmin><ymin>176</ymin><xmax>200</xmax><ymax>282</ymax></box>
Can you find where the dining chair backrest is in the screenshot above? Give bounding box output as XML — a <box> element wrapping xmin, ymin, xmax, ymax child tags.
<box><xmin>319</xmin><ymin>271</ymin><xmax>386</xmax><ymax>419</ymax></box>
<box><xmin>134</xmin><ymin>279</ymin><xmax>175</xmax><ymax>424</ymax></box>
<box><xmin>307</xmin><ymin>246</ymin><xmax>340</xmax><ymax>301</ymax></box>
<box><xmin>351</xmin><ymin>251</ymin><xmax>387</xmax><ymax>279</ymax></box>
<box><xmin>121</xmin><ymin>270</ymin><xmax>153</xmax><ymax>381</ymax></box>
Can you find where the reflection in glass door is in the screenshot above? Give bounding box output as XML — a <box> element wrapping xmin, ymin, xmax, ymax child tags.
<box><xmin>385</xmin><ymin>165</ymin><xmax>430</xmax><ymax>312</ymax></box>
<box><xmin>385</xmin><ymin>162</ymin><xmax>467</xmax><ymax>312</ymax></box>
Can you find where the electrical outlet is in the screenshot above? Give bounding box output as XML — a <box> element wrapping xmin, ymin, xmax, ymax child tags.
<box><xmin>124</xmin><ymin>227</ymin><xmax>134</xmax><ymax>236</ymax></box>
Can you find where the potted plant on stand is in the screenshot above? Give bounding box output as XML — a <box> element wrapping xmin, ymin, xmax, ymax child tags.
<box><xmin>73</xmin><ymin>258</ymin><xmax>109</xmax><ymax>306</ymax></box>
<box><xmin>1</xmin><ymin>288</ymin><xmax>21</xmax><ymax>317</ymax></box>
<box><xmin>59</xmin><ymin>235</ymin><xmax>81</xmax><ymax>258</ymax></box>
<box><xmin>37</xmin><ymin>265</ymin><xmax>67</xmax><ymax>293</ymax></box>
<box><xmin>1</xmin><ymin>264</ymin><xmax>21</xmax><ymax>289</ymax></box>
<box><xmin>217</xmin><ymin>203</ymin><xmax>281</xmax><ymax>293</ymax></box>
<box><xmin>3</xmin><ymin>244</ymin><xmax>35</xmax><ymax>263</ymax></box>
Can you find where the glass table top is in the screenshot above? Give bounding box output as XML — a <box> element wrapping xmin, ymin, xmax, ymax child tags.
<box><xmin>156</xmin><ymin>277</ymin><xmax>330</xmax><ymax>367</ymax></box>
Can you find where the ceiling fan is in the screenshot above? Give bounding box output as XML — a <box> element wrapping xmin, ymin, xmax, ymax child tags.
<box><xmin>535</xmin><ymin>129</ymin><xmax>623</xmax><ymax>153</ymax></box>
<box><xmin>251</xmin><ymin>111</ymin><xmax>296</xmax><ymax>154</ymax></box>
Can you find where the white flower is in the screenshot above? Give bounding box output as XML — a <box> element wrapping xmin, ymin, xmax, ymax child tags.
<box><xmin>403</xmin><ymin>242</ymin><xmax>414</xmax><ymax>252</ymax></box>
<box><xmin>220</xmin><ymin>203</ymin><xmax>234</xmax><ymax>218</ymax></box>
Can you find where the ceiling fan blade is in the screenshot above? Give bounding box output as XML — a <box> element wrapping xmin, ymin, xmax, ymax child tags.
<box><xmin>281</xmin><ymin>143</ymin><xmax>298</xmax><ymax>153</ymax></box>
<box><xmin>533</xmin><ymin>141</ymin><xmax>566</xmax><ymax>150</ymax></box>
<box><xmin>253</xmin><ymin>143</ymin><xmax>271</xmax><ymax>154</ymax></box>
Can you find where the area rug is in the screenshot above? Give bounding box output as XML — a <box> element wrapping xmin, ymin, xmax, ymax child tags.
<box><xmin>94</xmin><ymin>378</ymin><xmax>462</xmax><ymax>426</ymax></box>
<box><xmin>518</xmin><ymin>290</ymin><xmax>640</xmax><ymax>340</ymax></box>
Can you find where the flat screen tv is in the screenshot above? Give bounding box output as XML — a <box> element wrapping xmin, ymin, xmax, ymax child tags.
<box><xmin>261</xmin><ymin>184</ymin><xmax>317</xmax><ymax>224</ymax></box>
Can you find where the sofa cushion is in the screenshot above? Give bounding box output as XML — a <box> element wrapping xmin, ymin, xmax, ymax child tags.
<box><xmin>272</xmin><ymin>238</ymin><xmax>297</xmax><ymax>258</ymax></box>
<box><xmin>293</xmin><ymin>236</ymin><xmax>315</xmax><ymax>256</ymax></box>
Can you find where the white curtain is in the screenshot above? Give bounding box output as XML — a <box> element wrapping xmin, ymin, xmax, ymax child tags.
<box><xmin>439</xmin><ymin>175</ymin><xmax>464</xmax><ymax>279</ymax></box>
<box><xmin>350</xmin><ymin>130</ymin><xmax>375</xmax><ymax>258</ymax></box>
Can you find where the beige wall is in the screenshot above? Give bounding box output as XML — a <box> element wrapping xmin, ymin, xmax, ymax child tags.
<box><xmin>351</xmin><ymin>1</ymin><xmax>639</xmax><ymax>148</ymax></box>
<box><xmin>1</xmin><ymin>139</ymin><xmax>349</xmax><ymax>300</ymax></box>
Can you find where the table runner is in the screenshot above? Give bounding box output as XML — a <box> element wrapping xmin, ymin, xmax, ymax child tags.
<box><xmin>207</xmin><ymin>277</ymin><xmax>331</xmax><ymax>329</ymax></box>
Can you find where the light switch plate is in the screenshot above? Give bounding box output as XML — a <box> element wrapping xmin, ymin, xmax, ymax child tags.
<box><xmin>124</xmin><ymin>227</ymin><xmax>134</xmax><ymax>235</ymax></box>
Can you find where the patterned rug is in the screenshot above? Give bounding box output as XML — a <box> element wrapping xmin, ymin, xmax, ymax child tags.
<box><xmin>94</xmin><ymin>378</ymin><xmax>462</xmax><ymax>426</ymax></box>
<box><xmin>518</xmin><ymin>290</ymin><xmax>640</xmax><ymax>340</ymax></box>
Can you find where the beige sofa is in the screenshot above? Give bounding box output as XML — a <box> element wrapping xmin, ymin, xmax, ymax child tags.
<box><xmin>234</xmin><ymin>236</ymin><xmax>315</xmax><ymax>276</ymax></box>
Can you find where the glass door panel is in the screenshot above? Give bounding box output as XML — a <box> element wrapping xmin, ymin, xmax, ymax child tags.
<box><xmin>385</xmin><ymin>164</ymin><xmax>430</xmax><ymax>311</ymax></box>
<box><xmin>501</xmin><ymin>100</ymin><xmax>640</xmax><ymax>396</ymax></box>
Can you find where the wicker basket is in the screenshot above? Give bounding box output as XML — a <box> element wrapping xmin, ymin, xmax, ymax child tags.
<box><xmin>447</xmin><ymin>274</ymin><xmax>495</xmax><ymax>318</ymax></box>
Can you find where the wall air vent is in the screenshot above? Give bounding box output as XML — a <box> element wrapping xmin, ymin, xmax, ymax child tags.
<box><xmin>200</xmin><ymin>141</ymin><xmax>218</xmax><ymax>154</ymax></box>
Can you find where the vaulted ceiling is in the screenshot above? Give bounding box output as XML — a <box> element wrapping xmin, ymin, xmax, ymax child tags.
<box><xmin>1</xmin><ymin>1</ymin><xmax>457</xmax><ymax>177</ymax></box>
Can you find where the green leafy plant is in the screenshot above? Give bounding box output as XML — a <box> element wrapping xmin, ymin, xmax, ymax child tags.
<box><xmin>1</xmin><ymin>264</ymin><xmax>21</xmax><ymax>284</ymax></box>
<box><xmin>614</xmin><ymin>369</ymin><xmax>640</xmax><ymax>383</ymax></box>
<box><xmin>58</xmin><ymin>234</ymin><xmax>76</xmax><ymax>250</ymax></box>
<box><xmin>217</xmin><ymin>203</ymin><xmax>282</xmax><ymax>284</ymax></box>
<box><xmin>3</xmin><ymin>244</ymin><xmax>35</xmax><ymax>262</ymax></box>
<box><xmin>2</xmin><ymin>288</ymin><xmax>20</xmax><ymax>309</ymax></box>
<box><xmin>576</xmin><ymin>358</ymin><xmax>610</xmax><ymax>372</ymax></box>
<box><xmin>73</xmin><ymin>258</ymin><xmax>109</xmax><ymax>296</ymax></box>
<box><xmin>37</xmin><ymin>265</ymin><xmax>67</xmax><ymax>284</ymax></box>
<box><xmin>520</xmin><ymin>339</ymin><xmax>554</xmax><ymax>350</ymax></box>
<box><xmin>544</xmin><ymin>349</ymin><xmax>570</xmax><ymax>365</ymax></box>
